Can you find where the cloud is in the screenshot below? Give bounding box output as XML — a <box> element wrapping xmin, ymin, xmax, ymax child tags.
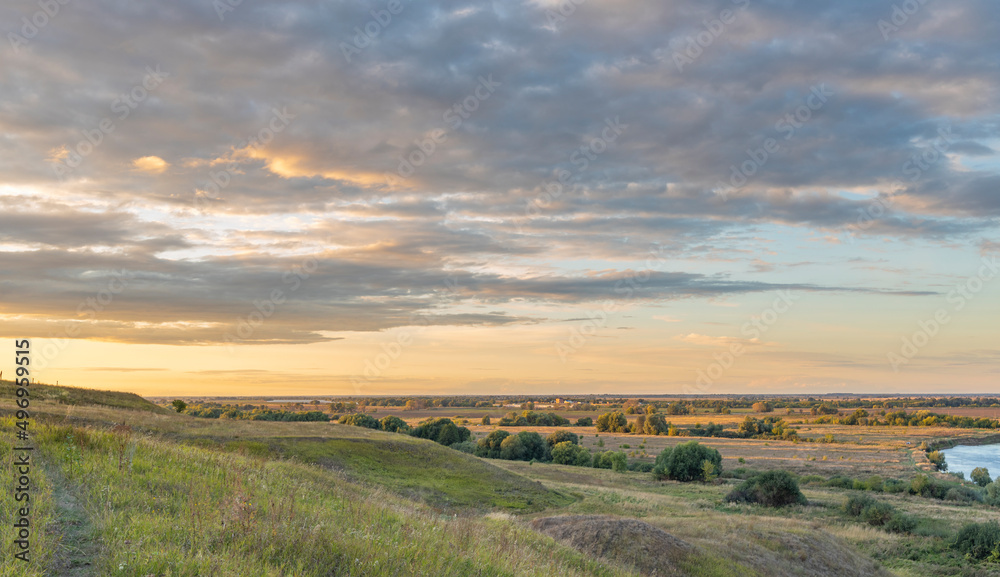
<box><xmin>132</xmin><ymin>156</ymin><xmax>169</xmax><ymax>174</ymax></box>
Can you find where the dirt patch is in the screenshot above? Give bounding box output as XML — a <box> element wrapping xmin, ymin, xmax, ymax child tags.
<box><xmin>531</xmin><ymin>515</ymin><xmax>692</xmax><ymax>576</ymax></box>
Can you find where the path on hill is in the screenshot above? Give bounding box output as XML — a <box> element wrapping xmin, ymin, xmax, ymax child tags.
<box><xmin>42</xmin><ymin>458</ymin><xmax>99</xmax><ymax>577</ymax></box>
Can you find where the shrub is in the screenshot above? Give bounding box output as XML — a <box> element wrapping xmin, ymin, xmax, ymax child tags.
<box><xmin>972</xmin><ymin>467</ymin><xmax>993</xmax><ymax>488</ymax></box>
<box><xmin>338</xmin><ymin>413</ymin><xmax>381</xmax><ymax>429</ymax></box>
<box><xmin>481</xmin><ymin>415</ymin><xmax>491</xmax><ymax>426</ymax></box>
<box><xmin>379</xmin><ymin>415</ymin><xmax>409</xmax><ymax>433</ymax></box>
<box><xmin>986</xmin><ymin>482</ymin><xmax>1000</xmax><ymax>506</ymax></box>
<box><xmin>653</xmin><ymin>441</ymin><xmax>722</xmax><ymax>482</ymax></box>
<box><xmin>953</xmin><ymin>521</ymin><xmax>1000</xmax><ymax>561</ymax></box>
<box><xmin>885</xmin><ymin>513</ymin><xmax>918</xmax><ymax>534</ymax></box>
<box><xmin>171</xmin><ymin>399</ymin><xmax>187</xmax><ymax>413</ymax></box>
<box><xmin>551</xmin><ymin>441</ymin><xmax>592</xmax><ymax>467</ymax></box>
<box><xmin>628</xmin><ymin>461</ymin><xmax>655</xmax><ymax>473</ymax></box>
<box><xmin>861</xmin><ymin>501</ymin><xmax>896</xmax><ymax>527</ymax></box>
<box><xmin>843</xmin><ymin>493</ymin><xmax>877</xmax><ymax>517</ymax></box>
<box><xmin>592</xmin><ymin>451</ymin><xmax>626</xmax><ymax>471</ymax></box>
<box><xmin>863</xmin><ymin>475</ymin><xmax>884</xmax><ymax>492</ymax></box>
<box><xmin>726</xmin><ymin>470</ymin><xmax>806</xmax><ymax>507</ymax></box>
<box><xmin>546</xmin><ymin>430</ymin><xmax>579</xmax><ymax>447</ymax></box>
<box><xmin>927</xmin><ymin>450</ymin><xmax>947</xmax><ymax>471</ymax></box>
<box><xmin>945</xmin><ymin>486</ymin><xmax>984</xmax><ymax>504</ymax></box>
<box><xmin>576</xmin><ymin>417</ymin><xmax>593</xmax><ymax>427</ymax></box>
<box><xmin>450</xmin><ymin>441</ymin><xmax>476</xmax><ymax>454</ymax></box>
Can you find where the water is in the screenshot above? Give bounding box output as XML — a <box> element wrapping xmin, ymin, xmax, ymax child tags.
<box><xmin>940</xmin><ymin>444</ymin><xmax>1000</xmax><ymax>481</ymax></box>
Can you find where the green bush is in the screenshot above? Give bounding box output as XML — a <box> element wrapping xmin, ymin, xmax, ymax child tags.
<box><xmin>885</xmin><ymin>513</ymin><xmax>917</xmax><ymax>534</ymax></box>
<box><xmin>592</xmin><ymin>451</ymin><xmax>627</xmax><ymax>472</ymax></box>
<box><xmin>379</xmin><ymin>415</ymin><xmax>409</xmax><ymax>433</ymax></box>
<box><xmin>551</xmin><ymin>441</ymin><xmax>592</xmax><ymax>467</ymax></box>
<box><xmin>338</xmin><ymin>413</ymin><xmax>381</xmax><ymax>429</ymax></box>
<box><xmin>927</xmin><ymin>450</ymin><xmax>947</xmax><ymax>471</ymax></box>
<box><xmin>410</xmin><ymin>418</ymin><xmax>471</xmax><ymax>446</ymax></box>
<box><xmin>843</xmin><ymin>493</ymin><xmax>877</xmax><ymax>517</ymax></box>
<box><xmin>953</xmin><ymin>521</ymin><xmax>1000</xmax><ymax>561</ymax></box>
<box><xmin>725</xmin><ymin>470</ymin><xmax>806</xmax><ymax>507</ymax></box>
<box><xmin>986</xmin><ymin>482</ymin><xmax>1000</xmax><ymax>506</ymax></box>
<box><xmin>576</xmin><ymin>417</ymin><xmax>593</xmax><ymax>427</ymax></box>
<box><xmin>450</xmin><ymin>440</ymin><xmax>476</xmax><ymax>454</ymax></box>
<box><xmin>516</xmin><ymin>431</ymin><xmax>550</xmax><ymax>461</ymax></box>
<box><xmin>945</xmin><ymin>486</ymin><xmax>984</xmax><ymax>504</ymax></box>
<box><xmin>861</xmin><ymin>501</ymin><xmax>896</xmax><ymax>526</ymax></box>
<box><xmin>653</xmin><ymin>441</ymin><xmax>722</xmax><ymax>482</ymax></box>
<box><xmin>500</xmin><ymin>435</ymin><xmax>526</xmax><ymax>460</ymax></box>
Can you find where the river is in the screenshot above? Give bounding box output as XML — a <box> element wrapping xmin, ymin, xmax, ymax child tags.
<box><xmin>941</xmin><ymin>444</ymin><xmax>1000</xmax><ymax>481</ymax></box>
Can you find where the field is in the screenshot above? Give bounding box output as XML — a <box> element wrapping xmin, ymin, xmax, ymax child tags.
<box><xmin>4</xmin><ymin>384</ymin><xmax>1000</xmax><ymax>576</ymax></box>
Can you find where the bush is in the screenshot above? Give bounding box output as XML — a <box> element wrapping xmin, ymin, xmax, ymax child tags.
<box><xmin>945</xmin><ymin>486</ymin><xmax>984</xmax><ymax>504</ymax></box>
<box><xmin>551</xmin><ymin>441</ymin><xmax>592</xmax><ymax>467</ymax></box>
<box><xmin>481</xmin><ymin>415</ymin><xmax>491</xmax><ymax>426</ymax></box>
<box><xmin>972</xmin><ymin>467</ymin><xmax>993</xmax><ymax>488</ymax></box>
<box><xmin>338</xmin><ymin>413</ymin><xmax>381</xmax><ymax>429</ymax></box>
<box><xmin>450</xmin><ymin>441</ymin><xmax>476</xmax><ymax>454</ymax></box>
<box><xmin>380</xmin><ymin>415</ymin><xmax>409</xmax><ymax>433</ymax></box>
<box><xmin>726</xmin><ymin>470</ymin><xmax>806</xmax><ymax>507</ymax></box>
<box><xmin>590</xmin><ymin>451</ymin><xmax>627</xmax><ymax>472</ymax></box>
<box><xmin>953</xmin><ymin>521</ymin><xmax>1000</xmax><ymax>561</ymax></box>
<box><xmin>885</xmin><ymin>513</ymin><xmax>918</xmax><ymax>534</ymax></box>
<box><xmin>861</xmin><ymin>501</ymin><xmax>896</xmax><ymax>527</ymax></box>
<box><xmin>987</xmin><ymin>482</ymin><xmax>1000</xmax><ymax>506</ymax></box>
<box><xmin>653</xmin><ymin>441</ymin><xmax>722</xmax><ymax>482</ymax></box>
<box><xmin>576</xmin><ymin>417</ymin><xmax>593</xmax><ymax>427</ymax></box>
<box><xmin>843</xmin><ymin>494</ymin><xmax>877</xmax><ymax>517</ymax></box>
<box><xmin>628</xmin><ymin>461</ymin><xmax>655</xmax><ymax>473</ymax></box>
<box><xmin>546</xmin><ymin>430</ymin><xmax>579</xmax><ymax>447</ymax></box>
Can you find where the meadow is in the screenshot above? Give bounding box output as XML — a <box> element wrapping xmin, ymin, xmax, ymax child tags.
<box><xmin>3</xmin><ymin>384</ymin><xmax>1000</xmax><ymax>576</ymax></box>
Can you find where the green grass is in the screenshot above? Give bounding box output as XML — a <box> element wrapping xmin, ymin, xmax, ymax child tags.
<box><xmin>29</xmin><ymin>422</ymin><xmax>637</xmax><ymax>577</ymax></box>
<box><xmin>0</xmin><ymin>380</ymin><xmax>169</xmax><ymax>414</ymax></box>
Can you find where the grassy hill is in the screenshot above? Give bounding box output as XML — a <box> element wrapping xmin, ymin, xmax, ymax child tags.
<box><xmin>0</xmin><ymin>379</ymin><xmax>169</xmax><ymax>414</ymax></box>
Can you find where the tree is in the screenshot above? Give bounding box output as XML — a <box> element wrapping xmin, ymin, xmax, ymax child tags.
<box><xmin>592</xmin><ymin>451</ymin><xmax>627</xmax><ymax>472</ymax></box>
<box><xmin>500</xmin><ymin>434</ymin><xmax>526</xmax><ymax>460</ymax></box>
<box><xmin>576</xmin><ymin>417</ymin><xmax>593</xmax><ymax>427</ymax></box>
<box><xmin>595</xmin><ymin>411</ymin><xmax>628</xmax><ymax>433</ymax></box>
<box><xmin>380</xmin><ymin>415</ymin><xmax>409</xmax><ymax>433</ymax></box>
<box><xmin>339</xmin><ymin>413</ymin><xmax>381</xmax><ymax>429</ymax></box>
<box><xmin>643</xmin><ymin>413</ymin><xmax>669</xmax><ymax>435</ymax></box>
<box><xmin>551</xmin><ymin>441</ymin><xmax>592</xmax><ymax>466</ymax></box>
<box><xmin>475</xmin><ymin>430</ymin><xmax>510</xmax><ymax>459</ymax></box>
<box><xmin>927</xmin><ymin>450</ymin><xmax>947</xmax><ymax>471</ymax></box>
<box><xmin>171</xmin><ymin>399</ymin><xmax>187</xmax><ymax>413</ymax></box>
<box><xmin>547</xmin><ymin>430</ymin><xmax>579</xmax><ymax>447</ymax></box>
<box><xmin>517</xmin><ymin>431</ymin><xmax>549</xmax><ymax>461</ymax></box>
<box><xmin>481</xmin><ymin>415</ymin><xmax>491</xmax><ymax>426</ymax></box>
<box><xmin>751</xmin><ymin>401</ymin><xmax>773</xmax><ymax>413</ymax></box>
<box><xmin>972</xmin><ymin>467</ymin><xmax>993</xmax><ymax>488</ymax></box>
<box><xmin>653</xmin><ymin>441</ymin><xmax>722</xmax><ymax>482</ymax></box>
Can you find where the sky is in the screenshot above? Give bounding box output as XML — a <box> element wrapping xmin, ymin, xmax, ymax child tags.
<box><xmin>1</xmin><ymin>0</ymin><xmax>998</xmax><ymax>397</ymax></box>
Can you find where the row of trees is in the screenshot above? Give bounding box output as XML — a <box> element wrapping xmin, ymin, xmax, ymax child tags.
<box><xmin>593</xmin><ymin>412</ymin><xmax>799</xmax><ymax>441</ymax></box>
<box><xmin>812</xmin><ymin>409</ymin><xmax>1000</xmax><ymax>429</ymax></box>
